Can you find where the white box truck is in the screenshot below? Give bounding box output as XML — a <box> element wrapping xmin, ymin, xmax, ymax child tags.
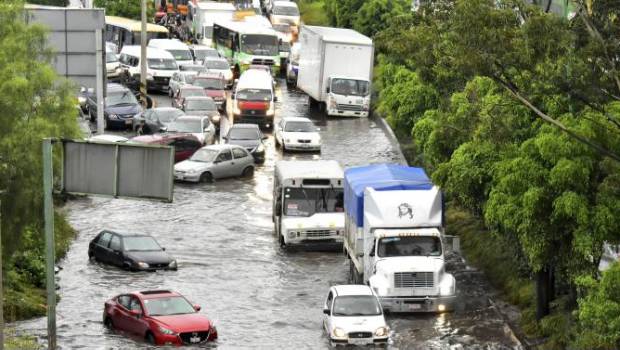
<box><xmin>189</xmin><ymin>1</ymin><xmax>236</xmax><ymax>47</ymax></box>
<box><xmin>297</xmin><ymin>26</ymin><xmax>374</xmax><ymax>117</ymax></box>
<box><xmin>343</xmin><ymin>164</ymin><xmax>456</xmax><ymax>313</ymax></box>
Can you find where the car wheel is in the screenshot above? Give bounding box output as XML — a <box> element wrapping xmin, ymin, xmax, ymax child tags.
<box><xmin>88</xmin><ymin>250</ymin><xmax>94</xmax><ymax>260</ymax></box>
<box><xmin>279</xmin><ymin>234</ymin><xmax>285</xmax><ymax>247</ymax></box>
<box><xmin>104</xmin><ymin>317</ymin><xmax>114</xmax><ymax>329</ymax></box>
<box><xmin>200</xmin><ymin>172</ymin><xmax>213</xmax><ymax>183</ymax></box>
<box><xmin>242</xmin><ymin>166</ymin><xmax>254</xmax><ymax>178</ymax></box>
<box><xmin>145</xmin><ymin>332</ymin><xmax>156</xmax><ymax>345</ymax></box>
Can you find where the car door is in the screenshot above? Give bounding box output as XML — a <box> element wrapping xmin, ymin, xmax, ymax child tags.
<box><xmin>232</xmin><ymin>147</ymin><xmax>251</xmax><ymax>175</ymax></box>
<box><xmin>122</xmin><ymin>296</ymin><xmax>148</xmax><ymax>336</ymax></box>
<box><xmin>211</xmin><ymin>148</ymin><xmax>234</xmax><ymax>178</ymax></box>
<box><xmin>324</xmin><ymin>291</ymin><xmax>334</xmax><ymax>334</ymax></box>
<box><xmin>107</xmin><ymin>234</ymin><xmax>124</xmax><ymax>267</ymax></box>
<box><xmin>114</xmin><ymin>295</ymin><xmax>132</xmax><ymax>331</ymax></box>
<box><xmin>95</xmin><ymin>231</ymin><xmax>112</xmax><ymax>262</ymax></box>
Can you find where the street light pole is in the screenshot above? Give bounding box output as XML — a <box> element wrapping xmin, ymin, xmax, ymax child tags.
<box><xmin>140</xmin><ymin>0</ymin><xmax>148</xmax><ymax>108</ymax></box>
<box><xmin>42</xmin><ymin>139</ymin><xmax>57</xmax><ymax>350</ymax></box>
<box><xmin>0</xmin><ymin>196</ymin><xmax>4</xmax><ymax>350</ymax></box>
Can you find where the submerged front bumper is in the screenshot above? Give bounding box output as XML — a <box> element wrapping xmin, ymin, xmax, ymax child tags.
<box><xmin>379</xmin><ymin>295</ymin><xmax>456</xmax><ymax>313</ymax></box>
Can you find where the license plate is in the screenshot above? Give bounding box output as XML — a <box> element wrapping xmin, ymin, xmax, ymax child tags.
<box><xmin>189</xmin><ymin>336</ymin><xmax>201</xmax><ymax>343</ymax></box>
<box><xmin>125</xmin><ymin>119</ymin><xmax>132</xmax><ymax>125</ymax></box>
<box><xmin>408</xmin><ymin>303</ymin><xmax>421</xmax><ymax>310</ymax></box>
<box><xmin>349</xmin><ymin>338</ymin><xmax>369</xmax><ymax>345</ymax></box>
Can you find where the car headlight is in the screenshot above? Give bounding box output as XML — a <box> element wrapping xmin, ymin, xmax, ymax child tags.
<box><xmin>108</xmin><ymin>114</ymin><xmax>119</xmax><ymax>120</ymax></box>
<box><xmin>168</xmin><ymin>260</ymin><xmax>177</xmax><ymax>269</ymax></box>
<box><xmin>137</xmin><ymin>261</ymin><xmax>149</xmax><ymax>269</ymax></box>
<box><xmin>158</xmin><ymin>325</ymin><xmax>175</xmax><ymax>335</ymax></box>
<box><xmin>285</xmin><ymin>139</ymin><xmax>290</xmax><ymax>143</ymax></box>
<box><xmin>146</xmin><ymin>72</ymin><xmax>154</xmax><ymax>80</ymax></box>
<box><xmin>332</xmin><ymin>327</ymin><xmax>346</xmax><ymax>339</ymax></box>
<box><xmin>115</xmin><ymin>66</ymin><xmax>121</xmax><ymax>73</ymax></box>
<box><xmin>287</xmin><ymin>231</ymin><xmax>296</xmax><ymax>238</ymax></box>
<box><xmin>256</xmin><ymin>144</ymin><xmax>265</xmax><ymax>153</ymax></box>
<box><xmin>187</xmin><ymin>168</ymin><xmax>199</xmax><ymax>174</ymax></box>
<box><xmin>241</xmin><ymin>59</ymin><xmax>252</xmax><ymax>65</ymax></box>
<box><xmin>374</xmin><ymin>326</ymin><xmax>388</xmax><ymax>337</ymax></box>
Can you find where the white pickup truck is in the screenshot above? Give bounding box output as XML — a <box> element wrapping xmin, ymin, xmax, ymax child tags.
<box><xmin>343</xmin><ymin>164</ymin><xmax>456</xmax><ymax>313</ymax></box>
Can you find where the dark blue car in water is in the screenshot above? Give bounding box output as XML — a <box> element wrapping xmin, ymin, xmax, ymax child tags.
<box><xmin>87</xmin><ymin>83</ymin><xmax>143</xmax><ymax>130</ymax></box>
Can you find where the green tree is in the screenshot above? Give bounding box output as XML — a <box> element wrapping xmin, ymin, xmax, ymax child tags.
<box><xmin>0</xmin><ymin>0</ymin><xmax>80</xmax><ymax>319</ymax></box>
<box><xmin>352</xmin><ymin>0</ymin><xmax>409</xmax><ymax>37</ymax></box>
<box><xmin>27</xmin><ymin>0</ymin><xmax>69</xmax><ymax>6</ymax></box>
<box><xmin>94</xmin><ymin>0</ymin><xmax>154</xmax><ymax>21</ymax></box>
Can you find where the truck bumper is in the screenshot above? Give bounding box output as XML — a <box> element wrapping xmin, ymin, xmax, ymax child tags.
<box><xmin>327</xmin><ymin>107</ymin><xmax>369</xmax><ymax>118</ymax></box>
<box><xmin>379</xmin><ymin>295</ymin><xmax>456</xmax><ymax>313</ymax></box>
<box><xmin>285</xmin><ymin>235</ymin><xmax>344</xmax><ymax>245</ymax></box>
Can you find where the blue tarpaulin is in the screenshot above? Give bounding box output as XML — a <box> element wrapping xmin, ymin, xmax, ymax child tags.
<box><xmin>344</xmin><ymin>164</ymin><xmax>433</xmax><ymax>226</ymax></box>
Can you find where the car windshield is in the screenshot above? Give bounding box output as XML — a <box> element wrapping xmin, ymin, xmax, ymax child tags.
<box><xmin>190</xmin><ymin>148</ymin><xmax>218</xmax><ymax>162</ymax></box>
<box><xmin>148</xmin><ymin>58</ymin><xmax>178</xmax><ymax>70</ymax></box>
<box><xmin>186</xmin><ymin>99</ymin><xmax>216</xmax><ymax>111</ymax></box>
<box><xmin>279</xmin><ymin>41</ymin><xmax>290</xmax><ymax>52</ymax></box>
<box><xmin>205</xmin><ymin>60</ymin><xmax>230</xmax><ymax>70</ymax></box>
<box><xmin>241</xmin><ymin>34</ymin><xmax>278</xmax><ymax>56</ymax></box>
<box><xmin>123</xmin><ymin>236</ymin><xmax>161</xmax><ymax>251</ymax></box>
<box><xmin>193</xmin><ymin>78</ymin><xmax>224</xmax><ymax>90</ymax></box>
<box><xmin>181</xmin><ymin>89</ymin><xmax>206</xmax><ymax>98</ymax></box>
<box><xmin>229</xmin><ymin>128</ymin><xmax>259</xmax><ymax>140</ymax></box>
<box><xmin>377</xmin><ymin>236</ymin><xmax>442</xmax><ymax>257</ymax></box>
<box><xmin>273</xmin><ymin>6</ymin><xmax>299</xmax><ymax>16</ymax></box>
<box><xmin>144</xmin><ymin>296</ymin><xmax>195</xmax><ymax>316</ymax></box>
<box><xmin>106</xmin><ymin>91</ymin><xmax>137</xmax><ymax>106</ymax></box>
<box><xmin>331</xmin><ymin>78</ymin><xmax>369</xmax><ymax>96</ymax></box>
<box><xmin>237</xmin><ymin>88</ymin><xmax>271</xmax><ymax>101</ymax></box>
<box><xmin>106</xmin><ymin>53</ymin><xmax>118</xmax><ymax>63</ymax></box>
<box><xmin>273</xmin><ymin>24</ymin><xmax>292</xmax><ymax>33</ymax></box>
<box><xmin>332</xmin><ymin>296</ymin><xmax>382</xmax><ymax>317</ymax></box>
<box><xmin>180</xmin><ymin>65</ymin><xmax>204</xmax><ymax>73</ymax></box>
<box><xmin>284</xmin><ymin>121</ymin><xmax>315</xmax><ymax>132</ymax></box>
<box><xmin>148</xmin><ymin>109</ymin><xmax>184</xmax><ymax>123</ymax></box>
<box><xmin>168</xmin><ymin>119</ymin><xmax>202</xmax><ymax>133</ymax></box>
<box><xmin>194</xmin><ymin>49</ymin><xmax>218</xmax><ymax>59</ymax></box>
<box><xmin>283</xmin><ymin>187</ymin><xmax>343</xmax><ymax>216</ymax></box>
<box><xmin>167</xmin><ymin>49</ymin><xmax>192</xmax><ymax>61</ymax></box>
<box><xmin>184</xmin><ymin>74</ymin><xmax>196</xmax><ymax>84</ymax></box>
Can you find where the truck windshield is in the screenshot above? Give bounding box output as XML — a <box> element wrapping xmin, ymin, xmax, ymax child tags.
<box><xmin>241</xmin><ymin>34</ymin><xmax>278</xmax><ymax>56</ymax></box>
<box><xmin>332</xmin><ymin>296</ymin><xmax>382</xmax><ymax>317</ymax></box>
<box><xmin>272</xmin><ymin>6</ymin><xmax>299</xmax><ymax>16</ymax></box>
<box><xmin>377</xmin><ymin>236</ymin><xmax>442</xmax><ymax>257</ymax></box>
<box><xmin>331</xmin><ymin>78</ymin><xmax>369</xmax><ymax>97</ymax></box>
<box><xmin>283</xmin><ymin>187</ymin><xmax>344</xmax><ymax>216</ymax></box>
<box><xmin>148</xmin><ymin>58</ymin><xmax>178</xmax><ymax>70</ymax></box>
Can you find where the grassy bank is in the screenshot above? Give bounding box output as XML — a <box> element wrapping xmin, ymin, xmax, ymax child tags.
<box><xmin>5</xmin><ymin>329</ymin><xmax>40</xmax><ymax>350</ymax></box>
<box><xmin>298</xmin><ymin>0</ymin><xmax>329</xmax><ymax>26</ymax></box>
<box><xmin>5</xmin><ymin>209</ymin><xmax>77</xmax><ymax>321</ymax></box>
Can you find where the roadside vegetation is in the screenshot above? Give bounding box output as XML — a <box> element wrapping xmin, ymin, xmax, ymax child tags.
<box><xmin>298</xmin><ymin>0</ymin><xmax>329</xmax><ymax>26</ymax></box>
<box><xmin>0</xmin><ymin>0</ymin><xmax>80</xmax><ymax>321</ymax></box>
<box><xmin>93</xmin><ymin>0</ymin><xmax>155</xmax><ymax>21</ymax></box>
<box><xmin>325</xmin><ymin>0</ymin><xmax>620</xmax><ymax>348</ymax></box>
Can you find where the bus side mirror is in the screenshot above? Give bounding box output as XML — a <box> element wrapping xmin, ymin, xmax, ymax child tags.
<box><xmin>326</xmin><ymin>86</ymin><xmax>330</xmax><ymax>93</ymax></box>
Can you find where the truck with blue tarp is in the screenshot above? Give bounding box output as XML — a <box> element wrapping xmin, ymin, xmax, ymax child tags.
<box><xmin>343</xmin><ymin>164</ymin><xmax>456</xmax><ymax>313</ymax></box>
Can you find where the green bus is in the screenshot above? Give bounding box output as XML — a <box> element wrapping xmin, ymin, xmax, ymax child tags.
<box><xmin>212</xmin><ymin>20</ymin><xmax>280</xmax><ymax>77</ymax></box>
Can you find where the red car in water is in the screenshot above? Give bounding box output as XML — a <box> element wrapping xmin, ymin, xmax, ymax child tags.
<box><xmin>103</xmin><ymin>290</ymin><xmax>218</xmax><ymax>346</ymax></box>
<box><xmin>130</xmin><ymin>133</ymin><xmax>202</xmax><ymax>163</ymax></box>
<box><xmin>192</xmin><ymin>74</ymin><xmax>227</xmax><ymax>110</ymax></box>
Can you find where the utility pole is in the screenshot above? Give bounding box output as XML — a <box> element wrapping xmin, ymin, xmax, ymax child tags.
<box><xmin>95</xmin><ymin>29</ymin><xmax>105</xmax><ymax>134</ymax></box>
<box><xmin>140</xmin><ymin>0</ymin><xmax>148</xmax><ymax>108</ymax></box>
<box><xmin>0</xmin><ymin>195</ymin><xmax>4</xmax><ymax>350</ymax></box>
<box><xmin>42</xmin><ymin>139</ymin><xmax>57</xmax><ymax>350</ymax></box>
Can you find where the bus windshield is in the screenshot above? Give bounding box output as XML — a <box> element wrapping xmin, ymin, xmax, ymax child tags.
<box><xmin>148</xmin><ymin>58</ymin><xmax>178</xmax><ymax>70</ymax></box>
<box><xmin>283</xmin><ymin>187</ymin><xmax>344</xmax><ymax>217</ymax></box>
<box><xmin>331</xmin><ymin>78</ymin><xmax>369</xmax><ymax>97</ymax></box>
<box><xmin>241</xmin><ymin>34</ymin><xmax>278</xmax><ymax>56</ymax></box>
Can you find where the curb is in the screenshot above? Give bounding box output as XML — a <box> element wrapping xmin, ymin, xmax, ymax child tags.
<box><xmin>370</xmin><ymin>114</ymin><xmax>408</xmax><ymax>166</ymax></box>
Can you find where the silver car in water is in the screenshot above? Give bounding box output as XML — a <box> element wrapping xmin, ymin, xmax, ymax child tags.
<box><xmin>174</xmin><ymin>144</ymin><xmax>255</xmax><ymax>183</ymax></box>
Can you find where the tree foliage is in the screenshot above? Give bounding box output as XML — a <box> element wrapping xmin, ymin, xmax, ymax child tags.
<box><xmin>0</xmin><ymin>0</ymin><xmax>80</xmax><ymax>320</ymax></box>
<box><xmin>94</xmin><ymin>0</ymin><xmax>154</xmax><ymax>21</ymax></box>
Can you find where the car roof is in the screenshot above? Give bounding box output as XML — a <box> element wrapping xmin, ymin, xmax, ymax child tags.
<box><xmin>131</xmin><ymin>133</ymin><xmax>199</xmax><ymax>143</ymax></box>
<box><xmin>201</xmin><ymin>144</ymin><xmax>243</xmax><ymax>151</ymax></box>
<box><xmin>120</xmin><ymin>45</ymin><xmax>176</xmax><ymax>59</ymax></box>
<box><xmin>276</xmin><ymin>160</ymin><xmax>343</xmax><ymax>180</ymax></box>
<box><xmin>237</xmin><ymin>69</ymin><xmax>273</xmax><ymax>90</ymax></box>
<box><xmin>176</xmin><ymin>115</ymin><xmax>208</xmax><ymax>121</ymax></box>
<box><xmin>107</xmin><ymin>83</ymin><xmax>128</xmax><ymax>92</ymax></box>
<box><xmin>191</xmin><ymin>45</ymin><xmax>217</xmax><ymax>51</ymax></box>
<box><xmin>331</xmin><ymin>284</ymin><xmax>374</xmax><ymax>297</ymax></box>
<box><xmin>184</xmin><ymin>96</ymin><xmax>214</xmax><ymax>101</ymax></box>
<box><xmin>273</xmin><ymin>1</ymin><xmax>298</xmax><ymax>8</ymax></box>
<box><xmin>149</xmin><ymin>38</ymin><xmax>190</xmax><ymax>50</ymax></box>
<box><xmin>99</xmin><ymin>230</ymin><xmax>150</xmax><ymax>238</ymax></box>
<box><xmin>230</xmin><ymin>123</ymin><xmax>260</xmax><ymax>129</ymax></box>
<box><xmin>88</xmin><ymin>135</ymin><xmax>129</xmax><ymax>143</ymax></box>
<box><xmin>197</xmin><ymin>73</ymin><xmax>225</xmax><ymax>80</ymax></box>
<box><xmin>180</xmin><ymin>85</ymin><xmax>204</xmax><ymax>91</ymax></box>
<box><xmin>134</xmin><ymin>290</ymin><xmax>181</xmax><ymax>299</ymax></box>
<box><xmin>204</xmin><ymin>57</ymin><xmax>228</xmax><ymax>63</ymax></box>
<box><xmin>282</xmin><ymin>116</ymin><xmax>313</xmax><ymax>123</ymax></box>
<box><xmin>150</xmin><ymin>107</ymin><xmax>183</xmax><ymax>112</ymax></box>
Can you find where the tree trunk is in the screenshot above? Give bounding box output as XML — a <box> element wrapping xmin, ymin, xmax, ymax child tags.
<box><xmin>536</xmin><ymin>266</ymin><xmax>551</xmax><ymax>320</ymax></box>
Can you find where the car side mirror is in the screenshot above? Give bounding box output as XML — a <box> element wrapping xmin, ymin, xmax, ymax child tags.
<box><xmin>323</xmin><ymin>308</ymin><xmax>330</xmax><ymax>315</ymax></box>
<box><xmin>273</xmin><ymin>96</ymin><xmax>278</xmax><ymax>102</ymax></box>
<box><xmin>369</xmin><ymin>249</ymin><xmax>375</xmax><ymax>257</ymax></box>
<box><xmin>193</xmin><ymin>304</ymin><xmax>201</xmax><ymax>312</ymax></box>
<box><xmin>80</xmin><ymin>86</ymin><xmax>87</xmax><ymax>93</ymax></box>
<box><xmin>129</xmin><ymin>309</ymin><xmax>142</xmax><ymax>318</ymax></box>
<box><xmin>326</xmin><ymin>87</ymin><xmax>330</xmax><ymax>93</ymax></box>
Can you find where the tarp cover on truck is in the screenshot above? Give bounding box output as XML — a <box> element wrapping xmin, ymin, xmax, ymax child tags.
<box><xmin>344</xmin><ymin>164</ymin><xmax>433</xmax><ymax>226</ymax></box>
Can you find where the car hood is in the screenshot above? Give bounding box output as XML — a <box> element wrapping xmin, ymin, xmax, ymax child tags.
<box><xmin>175</xmin><ymin>160</ymin><xmax>212</xmax><ymax>172</ymax></box>
<box><xmin>282</xmin><ymin>131</ymin><xmax>321</xmax><ymax>142</ymax></box>
<box><xmin>124</xmin><ymin>250</ymin><xmax>172</xmax><ymax>265</ymax></box>
<box><xmin>205</xmin><ymin>90</ymin><xmax>225</xmax><ymax>98</ymax></box>
<box><xmin>331</xmin><ymin>315</ymin><xmax>387</xmax><ymax>335</ymax></box>
<box><xmin>106</xmin><ymin>103</ymin><xmax>142</xmax><ymax>115</ymax></box>
<box><xmin>151</xmin><ymin>313</ymin><xmax>213</xmax><ymax>333</ymax></box>
<box><xmin>184</xmin><ymin>109</ymin><xmax>219</xmax><ymax>118</ymax></box>
<box><xmin>228</xmin><ymin>139</ymin><xmax>260</xmax><ymax>150</ymax></box>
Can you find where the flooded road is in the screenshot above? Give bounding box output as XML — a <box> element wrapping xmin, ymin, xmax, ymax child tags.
<box><xmin>15</xmin><ymin>80</ymin><xmax>520</xmax><ymax>349</ymax></box>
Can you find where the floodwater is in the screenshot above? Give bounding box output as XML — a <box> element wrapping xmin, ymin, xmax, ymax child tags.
<box><xmin>13</xmin><ymin>80</ymin><xmax>520</xmax><ymax>350</ymax></box>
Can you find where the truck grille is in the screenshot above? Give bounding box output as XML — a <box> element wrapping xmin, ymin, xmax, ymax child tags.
<box><xmin>251</xmin><ymin>58</ymin><xmax>275</xmax><ymax>66</ymax></box>
<box><xmin>303</xmin><ymin>229</ymin><xmax>334</xmax><ymax>238</ymax></box>
<box><xmin>337</xmin><ymin>104</ymin><xmax>363</xmax><ymax>111</ymax></box>
<box><xmin>297</xmin><ymin>139</ymin><xmax>311</xmax><ymax>143</ymax></box>
<box><xmin>394</xmin><ymin>272</ymin><xmax>434</xmax><ymax>288</ymax></box>
<box><xmin>153</xmin><ymin>76</ymin><xmax>169</xmax><ymax>84</ymax></box>
<box><xmin>349</xmin><ymin>331</ymin><xmax>372</xmax><ymax>339</ymax></box>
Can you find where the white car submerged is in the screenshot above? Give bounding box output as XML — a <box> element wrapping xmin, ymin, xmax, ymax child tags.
<box><xmin>167</xmin><ymin>115</ymin><xmax>216</xmax><ymax>145</ymax></box>
<box><xmin>323</xmin><ymin>285</ymin><xmax>389</xmax><ymax>347</ymax></box>
<box><xmin>275</xmin><ymin>117</ymin><xmax>321</xmax><ymax>152</ymax></box>
<box><xmin>174</xmin><ymin>144</ymin><xmax>255</xmax><ymax>183</ymax></box>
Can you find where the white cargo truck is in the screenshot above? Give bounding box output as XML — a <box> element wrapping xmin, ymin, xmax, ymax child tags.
<box><xmin>273</xmin><ymin>160</ymin><xmax>345</xmax><ymax>247</ymax></box>
<box><xmin>343</xmin><ymin>164</ymin><xmax>456</xmax><ymax>313</ymax></box>
<box><xmin>189</xmin><ymin>1</ymin><xmax>236</xmax><ymax>47</ymax></box>
<box><xmin>297</xmin><ymin>26</ymin><xmax>373</xmax><ymax>117</ymax></box>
